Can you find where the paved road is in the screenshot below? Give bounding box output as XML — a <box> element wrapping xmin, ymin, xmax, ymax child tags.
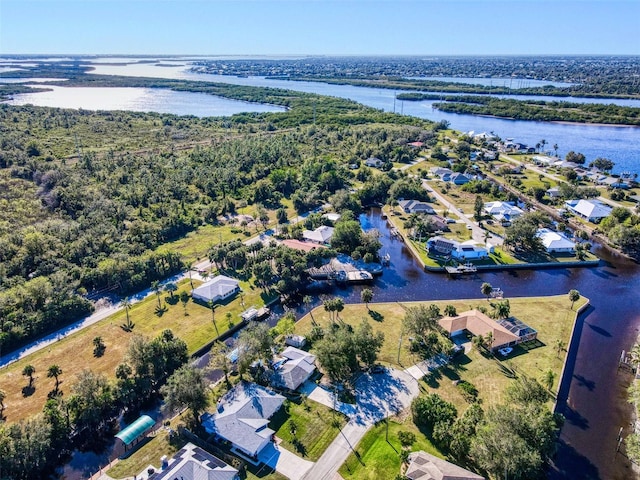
<box><xmin>421</xmin><ymin>180</ymin><xmax>504</xmax><ymax>247</ymax></box>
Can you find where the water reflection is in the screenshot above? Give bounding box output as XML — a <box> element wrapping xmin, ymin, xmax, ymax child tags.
<box><xmin>4</xmin><ymin>85</ymin><xmax>285</xmax><ymax>117</ymax></box>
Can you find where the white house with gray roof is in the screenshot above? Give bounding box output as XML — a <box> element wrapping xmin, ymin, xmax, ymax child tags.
<box><xmin>483</xmin><ymin>201</ymin><xmax>524</xmax><ymax>222</ymax></box>
<box><xmin>398</xmin><ymin>199</ymin><xmax>435</xmax><ymax>215</ymax></box>
<box><xmin>192</xmin><ymin>275</ymin><xmax>240</xmax><ymax>304</ymax></box>
<box><xmin>153</xmin><ymin>442</ymin><xmax>239</xmax><ymax>480</ymax></box>
<box><xmin>536</xmin><ymin>228</ymin><xmax>576</xmax><ymax>253</ymax></box>
<box><xmin>565</xmin><ymin>199</ymin><xmax>612</xmax><ymax>223</ymax></box>
<box><xmin>302</xmin><ymin>225</ymin><xmax>334</xmax><ymax>244</ymax></box>
<box><xmin>271</xmin><ymin>346</ymin><xmax>316</xmax><ymax>391</ymax></box>
<box><xmin>202</xmin><ymin>382</ymin><xmax>285</xmax><ymax>459</ymax></box>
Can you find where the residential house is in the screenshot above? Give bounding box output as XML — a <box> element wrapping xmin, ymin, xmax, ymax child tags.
<box><xmin>430</xmin><ymin>167</ymin><xmax>453</xmax><ymax>181</ymax></box>
<box><xmin>364</xmin><ymin>157</ymin><xmax>384</xmax><ymax>168</ymax></box>
<box><xmin>271</xmin><ymin>346</ymin><xmax>316</xmax><ymax>391</ymax></box>
<box><xmin>536</xmin><ymin>228</ymin><xmax>576</xmax><ymax>254</ymax></box>
<box><xmin>546</xmin><ymin>187</ymin><xmax>561</xmax><ymax>199</ymax></box>
<box><xmin>153</xmin><ymin>442</ymin><xmax>239</xmax><ymax>480</ymax></box>
<box><xmin>483</xmin><ymin>201</ymin><xmax>524</xmax><ymax>223</ymax></box>
<box><xmin>192</xmin><ymin>275</ymin><xmax>240</xmax><ymax>304</ymax></box>
<box><xmin>426</xmin><ymin>237</ymin><xmax>489</xmax><ymax>261</ymax></box>
<box><xmin>303</xmin><ymin>225</ymin><xmax>335</xmax><ymax>244</ymax></box>
<box><xmin>438</xmin><ymin>310</ymin><xmax>536</xmax><ymax>352</ymax></box>
<box><xmin>405</xmin><ymin>450</ymin><xmax>484</xmax><ymax>480</ymax></box>
<box><xmin>284</xmin><ymin>334</ymin><xmax>307</xmax><ymax>348</ymax></box>
<box><xmin>202</xmin><ymin>382</ymin><xmax>285</xmax><ymax>459</ymax></box>
<box><xmin>322</xmin><ymin>212</ymin><xmax>342</xmax><ymax>223</ymax></box>
<box><xmin>565</xmin><ymin>199</ymin><xmax>612</xmax><ymax>223</ymax></box>
<box><xmin>450</xmin><ymin>172</ymin><xmax>471</xmax><ymax>185</ymax></box>
<box><xmin>398</xmin><ymin>199</ymin><xmax>435</xmax><ymax>215</ymax></box>
<box><xmin>408</xmin><ymin>141</ymin><xmax>424</xmax><ymax>148</ymax></box>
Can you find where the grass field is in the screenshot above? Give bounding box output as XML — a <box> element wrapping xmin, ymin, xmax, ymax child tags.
<box><xmin>270</xmin><ymin>397</ymin><xmax>348</xmax><ymax>462</ymax></box>
<box><xmin>330</xmin><ymin>294</ymin><xmax>585</xmax><ymax>479</ymax></box>
<box><xmin>339</xmin><ymin>417</ymin><xmax>443</xmax><ymax>480</ymax></box>
<box><xmin>0</xmin><ymin>277</ymin><xmax>271</xmax><ymax>423</ymax></box>
<box><xmin>296</xmin><ymin>295</ymin><xmax>585</xmax><ymax>410</ymax></box>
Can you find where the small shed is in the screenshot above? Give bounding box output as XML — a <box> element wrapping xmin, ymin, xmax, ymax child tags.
<box><xmin>115</xmin><ymin>415</ymin><xmax>155</xmax><ymax>453</ymax></box>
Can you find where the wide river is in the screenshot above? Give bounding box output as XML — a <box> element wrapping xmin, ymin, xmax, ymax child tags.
<box><xmin>2</xmin><ymin>59</ymin><xmax>639</xmax><ymax>479</ymax></box>
<box><xmin>1</xmin><ymin>59</ymin><xmax>639</xmax><ymax>173</ymax></box>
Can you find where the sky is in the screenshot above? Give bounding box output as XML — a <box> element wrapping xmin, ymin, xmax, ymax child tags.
<box><xmin>1</xmin><ymin>0</ymin><xmax>639</xmax><ymax>56</ymax></box>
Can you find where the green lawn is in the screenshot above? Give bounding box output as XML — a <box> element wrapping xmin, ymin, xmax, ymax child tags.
<box><xmin>270</xmin><ymin>397</ymin><xmax>348</xmax><ymax>461</ymax></box>
<box><xmin>0</xmin><ymin>276</ymin><xmax>272</xmax><ymax>422</ymax></box>
<box><xmin>298</xmin><ymin>295</ymin><xmax>586</xmax><ymax>409</ymax></box>
<box><xmin>108</xmin><ymin>425</ymin><xmax>187</xmax><ymax>479</ymax></box>
<box><xmin>339</xmin><ymin>418</ymin><xmax>443</xmax><ymax>480</ymax></box>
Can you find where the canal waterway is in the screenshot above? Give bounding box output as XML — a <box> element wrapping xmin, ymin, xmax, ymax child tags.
<box><xmin>1</xmin><ymin>58</ymin><xmax>638</xmax><ymax>479</ymax></box>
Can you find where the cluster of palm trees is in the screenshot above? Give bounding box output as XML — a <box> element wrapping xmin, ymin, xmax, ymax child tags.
<box><xmin>20</xmin><ymin>364</ymin><xmax>62</xmax><ymax>396</ymax></box>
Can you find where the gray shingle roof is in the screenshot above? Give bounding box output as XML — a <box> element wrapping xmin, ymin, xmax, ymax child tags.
<box><xmin>406</xmin><ymin>451</ymin><xmax>484</xmax><ymax>480</ymax></box>
<box><xmin>192</xmin><ymin>275</ymin><xmax>240</xmax><ymax>303</ymax></box>
<box><xmin>154</xmin><ymin>442</ymin><xmax>239</xmax><ymax>480</ymax></box>
<box><xmin>271</xmin><ymin>347</ymin><xmax>316</xmax><ymax>391</ymax></box>
<box><xmin>202</xmin><ymin>382</ymin><xmax>284</xmax><ymax>457</ymax></box>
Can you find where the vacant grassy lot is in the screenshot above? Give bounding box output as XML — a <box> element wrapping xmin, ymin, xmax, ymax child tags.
<box><xmin>339</xmin><ymin>417</ymin><xmax>443</xmax><ymax>480</ymax></box>
<box><xmin>270</xmin><ymin>397</ymin><xmax>348</xmax><ymax>462</ymax></box>
<box><xmin>297</xmin><ymin>295</ymin><xmax>585</xmax><ymax>407</ymax></box>
<box><xmin>332</xmin><ymin>294</ymin><xmax>585</xmax><ymax>479</ymax></box>
<box><xmin>0</xmin><ymin>277</ymin><xmax>269</xmax><ymax>422</ymax></box>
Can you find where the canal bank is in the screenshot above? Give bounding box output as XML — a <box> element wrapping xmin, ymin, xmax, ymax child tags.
<box><xmin>355</xmin><ymin>208</ymin><xmax>639</xmax><ymax>480</ymax></box>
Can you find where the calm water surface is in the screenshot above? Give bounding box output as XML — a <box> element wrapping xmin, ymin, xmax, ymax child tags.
<box><xmin>85</xmin><ymin>62</ymin><xmax>640</xmax><ymax>174</ymax></box>
<box><xmin>5</xmin><ymin>84</ymin><xmax>284</xmax><ymax>117</ymax></box>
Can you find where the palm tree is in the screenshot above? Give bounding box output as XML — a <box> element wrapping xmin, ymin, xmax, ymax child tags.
<box><xmin>47</xmin><ymin>365</ymin><xmax>62</xmax><ymax>392</ymax></box>
<box><xmin>208</xmin><ymin>300</ymin><xmax>220</xmax><ymax>338</ymax></box>
<box><xmin>553</xmin><ymin>144</ymin><xmax>559</xmax><ymax>157</ymax></box>
<box><xmin>484</xmin><ymin>332</ymin><xmax>494</xmax><ymax>352</ymax></box>
<box><xmin>303</xmin><ymin>295</ymin><xmax>314</xmax><ymax>322</ymax></box>
<box><xmin>481</xmin><ymin>282</ymin><xmax>493</xmax><ymax>300</ymax></box>
<box><xmin>22</xmin><ymin>364</ymin><xmax>35</xmax><ymax>387</ymax></box>
<box><xmin>555</xmin><ymin>339</ymin><xmax>566</xmax><ymax>358</ymax></box>
<box><xmin>164</xmin><ymin>282</ymin><xmax>178</xmax><ymax>300</ymax></box>
<box><xmin>568</xmin><ymin>289</ymin><xmax>580</xmax><ymax>310</ymax></box>
<box><xmin>361</xmin><ymin>288</ymin><xmax>373</xmax><ymax>311</ymax></box>
<box><xmin>151</xmin><ymin>280</ymin><xmax>162</xmax><ymax>308</ymax></box>
<box><xmin>492</xmin><ymin>300</ymin><xmax>510</xmax><ymax>319</ymax></box>
<box><xmin>120</xmin><ymin>296</ymin><xmax>133</xmax><ymax>330</ymax></box>
<box><xmin>543</xmin><ymin>370</ymin><xmax>556</xmax><ymax>391</ymax></box>
<box><xmin>472</xmin><ymin>334</ymin><xmax>486</xmax><ymax>351</ymax></box>
<box><xmin>540</xmin><ymin>139</ymin><xmax>547</xmax><ymax>154</ymax></box>
<box><xmin>444</xmin><ymin>304</ymin><xmax>457</xmax><ymax>317</ymax></box>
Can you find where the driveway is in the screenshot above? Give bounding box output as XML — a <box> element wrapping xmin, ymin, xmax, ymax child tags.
<box><xmin>301</xmin><ymin>367</ymin><xmax>420</xmax><ymax>480</ymax></box>
<box><xmin>258</xmin><ymin>442</ymin><xmax>314</xmax><ymax>480</ymax></box>
<box><xmin>299</xmin><ymin>381</ymin><xmax>357</xmax><ymax>417</ymax></box>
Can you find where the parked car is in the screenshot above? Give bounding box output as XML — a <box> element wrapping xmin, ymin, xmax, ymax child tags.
<box><xmin>444</xmin><ymin>218</ymin><xmax>456</xmax><ymax>224</ymax></box>
<box><xmin>369</xmin><ymin>365</ymin><xmax>386</xmax><ymax>374</ymax></box>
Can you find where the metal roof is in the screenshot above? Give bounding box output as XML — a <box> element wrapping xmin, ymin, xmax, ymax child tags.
<box><xmin>115</xmin><ymin>415</ymin><xmax>155</xmax><ymax>445</ymax></box>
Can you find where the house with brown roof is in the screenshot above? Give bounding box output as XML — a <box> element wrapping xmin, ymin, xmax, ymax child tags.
<box><xmin>405</xmin><ymin>451</ymin><xmax>484</xmax><ymax>480</ymax></box>
<box><xmin>438</xmin><ymin>310</ymin><xmax>528</xmax><ymax>352</ymax></box>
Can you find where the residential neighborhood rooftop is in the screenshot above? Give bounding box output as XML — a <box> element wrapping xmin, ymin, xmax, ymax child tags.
<box><xmin>406</xmin><ymin>450</ymin><xmax>484</xmax><ymax>480</ymax></box>
<box><xmin>202</xmin><ymin>382</ymin><xmax>285</xmax><ymax>458</ymax></box>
